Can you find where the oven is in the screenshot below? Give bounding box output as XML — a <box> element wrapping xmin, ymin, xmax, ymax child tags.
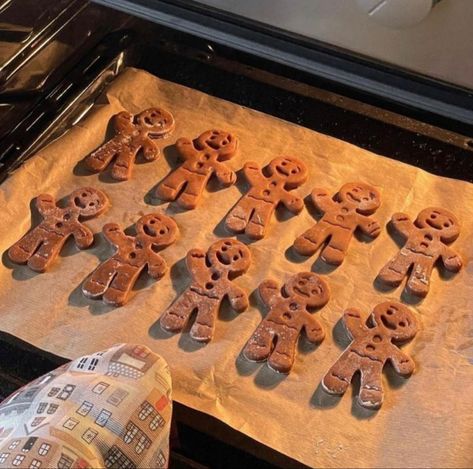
<box><xmin>0</xmin><ymin>1</ymin><xmax>471</xmax><ymax>467</ymax></box>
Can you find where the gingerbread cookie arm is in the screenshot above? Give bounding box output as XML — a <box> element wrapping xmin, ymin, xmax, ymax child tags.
<box><xmin>390</xmin><ymin>212</ymin><xmax>414</xmax><ymax>238</ymax></box>
<box><xmin>388</xmin><ymin>346</ymin><xmax>415</xmax><ymax>376</ymax></box>
<box><xmin>279</xmin><ymin>192</ymin><xmax>304</xmax><ymax>214</ymax></box>
<box><xmin>35</xmin><ymin>194</ymin><xmax>56</xmax><ymax>216</ymax></box>
<box><xmin>186</xmin><ymin>248</ymin><xmax>208</xmax><ymax>284</ymax></box>
<box><xmin>243</xmin><ymin>162</ymin><xmax>265</xmax><ymax>186</ymax></box>
<box><xmin>102</xmin><ymin>223</ymin><xmax>128</xmax><ymax>247</ymax></box>
<box><xmin>146</xmin><ymin>251</ymin><xmax>167</xmax><ymax>279</ymax></box>
<box><xmin>342</xmin><ymin>308</ymin><xmax>367</xmax><ymax>339</ymax></box>
<box><xmin>113</xmin><ymin>111</ymin><xmax>134</xmax><ymax>133</ymax></box>
<box><xmin>356</xmin><ymin>214</ymin><xmax>382</xmax><ymax>238</ymax></box>
<box><xmin>175</xmin><ymin>137</ymin><xmax>198</xmax><ymax>161</ymax></box>
<box><xmin>303</xmin><ymin>314</ymin><xmax>325</xmax><ymax>343</ymax></box>
<box><xmin>226</xmin><ymin>283</ymin><xmax>249</xmax><ymax>313</ymax></box>
<box><xmin>141</xmin><ymin>138</ymin><xmax>160</xmax><ymax>162</ymax></box>
<box><xmin>258</xmin><ymin>279</ymin><xmax>281</xmax><ymax>308</ymax></box>
<box><xmin>71</xmin><ymin>224</ymin><xmax>94</xmax><ymax>249</ymax></box>
<box><xmin>440</xmin><ymin>245</ymin><xmax>463</xmax><ymax>272</ymax></box>
<box><xmin>212</xmin><ymin>160</ymin><xmax>237</xmax><ymax>186</ymax></box>
<box><xmin>310</xmin><ymin>187</ymin><xmax>335</xmax><ymax>213</ymax></box>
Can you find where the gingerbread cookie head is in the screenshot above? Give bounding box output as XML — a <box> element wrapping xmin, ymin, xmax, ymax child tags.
<box><xmin>338</xmin><ymin>182</ymin><xmax>381</xmax><ymax>214</ymax></box>
<box><xmin>207</xmin><ymin>239</ymin><xmax>251</xmax><ymax>276</ymax></box>
<box><xmin>135</xmin><ymin>213</ymin><xmax>178</xmax><ymax>247</ymax></box>
<box><xmin>415</xmin><ymin>207</ymin><xmax>460</xmax><ymax>243</ymax></box>
<box><xmin>135</xmin><ymin>107</ymin><xmax>175</xmax><ymax>137</ymax></box>
<box><xmin>371</xmin><ymin>301</ymin><xmax>417</xmax><ymax>342</ymax></box>
<box><xmin>68</xmin><ymin>187</ymin><xmax>108</xmax><ymax>218</ymax></box>
<box><xmin>196</xmin><ymin>129</ymin><xmax>238</xmax><ymax>160</ymax></box>
<box><xmin>284</xmin><ymin>272</ymin><xmax>330</xmax><ymax>308</ymax></box>
<box><xmin>268</xmin><ymin>156</ymin><xmax>308</xmax><ymax>189</ymax></box>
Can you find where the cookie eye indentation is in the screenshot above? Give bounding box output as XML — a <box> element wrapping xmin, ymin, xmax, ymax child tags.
<box><xmin>205</xmin><ymin>282</ymin><xmax>213</xmax><ymax>290</ymax></box>
<box><xmin>283</xmin><ymin>312</ymin><xmax>292</xmax><ymax>320</ymax></box>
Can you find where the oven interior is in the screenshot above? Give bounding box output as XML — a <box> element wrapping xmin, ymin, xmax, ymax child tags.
<box><xmin>0</xmin><ymin>0</ymin><xmax>472</xmax><ymax>467</ymax></box>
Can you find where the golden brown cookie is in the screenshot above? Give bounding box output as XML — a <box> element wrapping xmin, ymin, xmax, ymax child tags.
<box><xmin>242</xmin><ymin>272</ymin><xmax>329</xmax><ymax>373</ymax></box>
<box><xmin>160</xmin><ymin>239</ymin><xmax>250</xmax><ymax>342</ymax></box>
<box><xmin>377</xmin><ymin>207</ymin><xmax>462</xmax><ymax>297</ymax></box>
<box><xmin>322</xmin><ymin>301</ymin><xmax>418</xmax><ymax>409</ymax></box>
<box><xmin>82</xmin><ymin>213</ymin><xmax>178</xmax><ymax>306</ymax></box>
<box><xmin>155</xmin><ymin>130</ymin><xmax>238</xmax><ymax>209</ymax></box>
<box><xmin>225</xmin><ymin>157</ymin><xmax>307</xmax><ymax>239</ymax></box>
<box><xmin>84</xmin><ymin>107</ymin><xmax>175</xmax><ymax>181</ymax></box>
<box><xmin>293</xmin><ymin>182</ymin><xmax>381</xmax><ymax>265</ymax></box>
<box><xmin>8</xmin><ymin>187</ymin><xmax>108</xmax><ymax>272</ymax></box>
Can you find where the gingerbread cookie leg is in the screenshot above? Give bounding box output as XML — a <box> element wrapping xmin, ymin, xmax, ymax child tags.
<box><xmin>268</xmin><ymin>327</ymin><xmax>298</xmax><ymax>373</ymax></box>
<box><xmin>243</xmin><ymin>323</ymin><xmax>274</xmax><ymax>362</ymax></box>
<box><xmin>103</xmin><ymin>264</ymin><xmax>142</xmax><ymax>306</ymax></box>
<box><xmin>27</xmin><ymin>233</ymin><xmax>65</xmax><ymax>272</ymax></box>
<box><xmin>85</xmin><ymin>139</ymin><xmax>122</xmax><ymax>172</ymax></box>
<box><xmin>320</xmin><ymin>229</ymin><xmax>351</xmax><ymax>265</ymax></box>
<box><xmin>160</xmin><ymin>290</ymin><xmax>198</xmax><ymax>332</ymax></box>
<box><xmin>189</xmin><ymin>298</ymin><xmax>219</xmax><ymax>342</ymax></box>
<box><xmin>82</xmin><ymin>259</ymin><xmax>120</xmax><ymax>298</ymax></box>
<box><xmin>177</xmin><ymin>175</ymin><xmax>207</xmax><ymax>210</ymax></box>
<box><xmin>8</xmin><ymin>227</ymin><xmax>45</xmax><ymax>264</ymax></box>
<box><xmin>225</xmin><ymin>196</ymin><xmax>254</xmax><ymax>233</ymax></box>
<box><xmin>111</xmin><ymin>146</ymin><xmax>137</xmax><ymax>181</ymax></box>
<box><xmin>406</xmin><ymin>258</ymin><xmax>433</xmax><ymax>297</ymax></box>
<box><xmin>155</xmin><ymin>170</ymin><xmax>187</xmax><ymax>202</ymax></box>
<box><xmin>359</xmin><ymin>360</ymin><xmax>384</xmax><ymax>408</ymax></box>
<box><xmin>246</xmin><ymin>202</ymin><xmax>273</xmax><ymax>240</ymax></box>
<box><xmin>322</xmin><ymin>351</ymin><xmax>360</xmax><ymax>395</ymax></box>
<box><xmin>378</xmin><ymin>250</ymin><xmax>413</xmax><ymax>287</ymax></box>
<box><xmin>293</xmin><ymin>224</ymin><xmax>330</xmax><ymax>256</ymax></box>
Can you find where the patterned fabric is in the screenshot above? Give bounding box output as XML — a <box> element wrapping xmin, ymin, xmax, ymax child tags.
<box><xmin>0</xmin><ymin>344</ymin><xmax>172</xmax><ymax>468</ymax></box>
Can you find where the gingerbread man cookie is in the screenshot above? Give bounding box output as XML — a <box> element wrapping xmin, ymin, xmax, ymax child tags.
<box><xmin>8</xmin><ymin>187</ymin><xmax>108</xmax><ymax>272</ymax></box>
<box><xmin>155</xmin><ymin>130</ymin><xmax>238</xmax><ymax>209</ymax></box>
<box><xmin>322</xmin><ymin>301</ymin><xmax>418</xmax><ymax>409</ymax></box>
<box><xmin>243</xmin><ymin>272</ymin><xmax>329</xmax><ymax>373</ymax></box>
<box><xmin>160</xmin><ymin>239</ymin><xmax>250</xmax><ymax>342</ymax></box>
<box><xmin>82</xmin><ymin>213</ymin><xmax>178</xmax><ymax>306</ymax></box>
<box><xmin>225</xmin><ymin>157</ymin><xmax>308</xmax><ymax>240</ymax></box>
<box><xmin>84</xmin><ymin>107</ymin><xmax>175</xmax><ymax>181</ymax></box>
<box><xmin>293</xmin><ymin>182</ymin><xmax>381</xmax><ymax>265</ymax></box>
<box><xmin>377</xmin><ymin>207</ymin><xmax>462</xmax><ymax>298</ymax></box>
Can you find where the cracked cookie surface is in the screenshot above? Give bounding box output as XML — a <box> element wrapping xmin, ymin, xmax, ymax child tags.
<box><xmin>9</xmin><ymin>188</ymin><xmax>108</xmax><ymax>272</ymax></box>
<box><xmin>242</xmin><ymin>272</ymin><xmax>329</xmax><ymax>373</ymax></box>
<box><xmin>225</xmin><ymin>157</ymin><xmax>307</xmax><ymax>240</ymax></box>
<box><xmin>377</xmin><ymin>207</ymin><xmax>462</xmax><ymax>297</ymax></box>
<box><xmin>321</xmin><ymin>301</ymin><xmax>418</xmax><ymax>409</ymax></box>
<box><xmin>159</xmin><ymin>238</ymin><xmax>250</xmax><ymax>342</ymax></box>
<box><xmin>293</xmin><ymin>182</ymin><xmax>381</xmax><ymax>265</ymax></box>
<box><xmin>82</xmin><ymin>213</ymin><xmax>178</xmax><ymax>306</ymax></box>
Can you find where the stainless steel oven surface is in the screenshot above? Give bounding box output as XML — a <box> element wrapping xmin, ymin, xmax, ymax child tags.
<box><xmin>196</xmin><ymin>0</ymin><xmax>473</xmax><ymax>89</ymax></box>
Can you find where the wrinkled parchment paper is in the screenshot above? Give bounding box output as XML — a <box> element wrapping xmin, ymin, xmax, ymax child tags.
<box><xmin>1</xmin><ymin>68</ymin><xmax>472</xmax><ymax>468</ymax></box>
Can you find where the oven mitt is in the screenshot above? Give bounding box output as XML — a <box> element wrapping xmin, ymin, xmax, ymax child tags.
<box><xmin>0</xmin><ymin>343</ymin><xmax>172</xmax><ymax>469</ymax></box>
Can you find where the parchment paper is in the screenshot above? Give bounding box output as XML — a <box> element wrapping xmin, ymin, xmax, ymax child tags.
<box><xmin>0</xmin><ymin>68</ymin><xmax>472</xmax><ymax>468</ymax></box>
